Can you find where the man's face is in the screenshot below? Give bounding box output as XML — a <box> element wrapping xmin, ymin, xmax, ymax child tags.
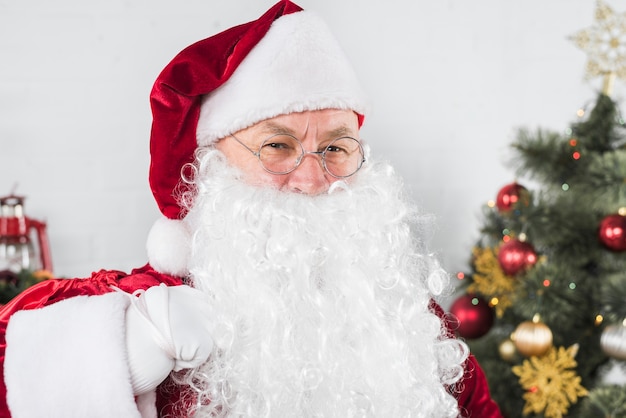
<box><xmin>214</xmin><ymin>109</ymin><xmax>360</xmax><ymax>195</ymax></box>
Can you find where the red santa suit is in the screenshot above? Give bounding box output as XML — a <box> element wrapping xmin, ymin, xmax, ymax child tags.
<box><xmin>0</xmin><ymin>265</ymin><xmax>500</xmax><ymax>417</ymax></box>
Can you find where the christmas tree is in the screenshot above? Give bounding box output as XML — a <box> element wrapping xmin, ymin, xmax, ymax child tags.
<box><xmin>450</xmin><ymin>2</ymin><xmax>626</xmax><ymax>417</ymax></box>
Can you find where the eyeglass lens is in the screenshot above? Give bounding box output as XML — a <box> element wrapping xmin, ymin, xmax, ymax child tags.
<box><xmin>258</xmin><ymin>135</ymin><xmax>364</xmax><ymax>177</ymax></box>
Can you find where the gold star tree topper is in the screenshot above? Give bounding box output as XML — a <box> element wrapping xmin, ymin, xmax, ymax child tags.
<box><xmin>570</xmin><ymin>0</ymin><xmax>626</xmax><ymax>96</ymax></box>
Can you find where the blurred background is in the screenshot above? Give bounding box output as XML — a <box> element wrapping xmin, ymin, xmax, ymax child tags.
<box><xmin>1</xmin><ymin>0</ymin><xmax>623</xmax><ymax>279</ymax></box>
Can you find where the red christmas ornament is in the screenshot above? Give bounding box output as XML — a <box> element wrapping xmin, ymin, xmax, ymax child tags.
<box><xmin>449</xmin><ymin>294</ymin><xmax>494</xmax><ymax>339</ymax></box>
<box><xmin>498</xmin><ymin>239</ymin><xmax>537</xmax><ymax>276</ymax></box>
<box><xmin>495</xmin><ymin>182</ymin><xmax>530</xmax><ymax>212</ymax></box>
<box><xmin>599</xmin><ymin>213</ymin><xmax>626</xmax><ymax>252</ymax></box>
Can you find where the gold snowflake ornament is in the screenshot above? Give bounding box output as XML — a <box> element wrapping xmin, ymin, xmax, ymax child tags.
<box><xmin>468</xmin><ymin>246</ymin><xmax>517</xmax><ymax>317</ymax></box>
<box><xmin>570</xmin><ymin>0</ymin><xmax>626</xmax><ymax>95</ymax></box>
<box><xmin>512</xmin><ymin>345</ymin><xmax>588</xmax><ymax>418</ymax></box>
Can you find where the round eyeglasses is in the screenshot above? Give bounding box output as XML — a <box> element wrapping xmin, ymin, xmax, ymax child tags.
<box><xmin>229</xmin><ymin>133</ymin><xmax>366</xmax><ymax>178</ymax></box>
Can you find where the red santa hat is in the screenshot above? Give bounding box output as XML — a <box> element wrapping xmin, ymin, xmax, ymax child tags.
<box><xmin>146</xmin><ymin>0</ymin><xmax>368</xmax><ymax>276</ymax></box>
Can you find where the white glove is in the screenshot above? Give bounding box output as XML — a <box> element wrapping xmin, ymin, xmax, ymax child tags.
<box><xmin>124</xmin><ymin>284</ymin><xmax>216</xmax><ymax>395</ymax></box>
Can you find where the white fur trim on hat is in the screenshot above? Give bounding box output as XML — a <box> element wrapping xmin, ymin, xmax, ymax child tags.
<box><xmin>196</xmin><ymin>10</ymin><xmax>369</xmax><ymax>145</ymax></box>
<box><xmin>146</xmin><ymin>217</ymin><xmax>191</xmax><ymax>277</ymax></box>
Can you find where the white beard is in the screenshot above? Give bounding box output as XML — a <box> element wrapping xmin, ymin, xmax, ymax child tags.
<box><xmin>173</xmin><ymin>149</ymin><xmax>468</xmax><ymax>417</ymax></box>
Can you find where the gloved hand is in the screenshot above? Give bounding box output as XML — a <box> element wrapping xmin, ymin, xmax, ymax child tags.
<box><xmin>124</xmin><ymin>284</ymin><xmax>216</xmax><ymax>395</ymax></box>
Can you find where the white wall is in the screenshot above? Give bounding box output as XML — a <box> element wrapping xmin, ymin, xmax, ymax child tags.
<box><xmin>1</xmin><ymin>0</ymin><xmax>623</xmax><ymax>279</ymax></box>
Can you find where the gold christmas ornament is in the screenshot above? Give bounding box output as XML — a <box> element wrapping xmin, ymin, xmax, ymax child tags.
<box><xmin>512</xmin><ymin>345</ymin><xmax>588</xmax><ymax>418</ymax></box>
<box><xmin>498</xmin><ymin>338</ymin><xmax>518</xmax><ymax>362</ymax></box>
<box><xmin>468</xmin><ymin>246</ymin><xmax>517</xmax><ymax>317</ymax></box>
<box><xmin>600</xmin><ymin>320</ymin><xmax>626</xmax><ymax>360</ymax></box>
<box><xmin>512</xmin><ymin>316</ymin><xmax>553</xmax><ymax>357</ymax></box>
<box><xmin>570</xmin><ymin>0</ymin><xmax>626</xmax><ymax>96</ymax></box>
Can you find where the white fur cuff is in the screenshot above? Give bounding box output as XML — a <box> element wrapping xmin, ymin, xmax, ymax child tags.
<box><xmin>4</xmin><ymin>292</ymin><xmax>142</xmax><ymax>418</ymax></box>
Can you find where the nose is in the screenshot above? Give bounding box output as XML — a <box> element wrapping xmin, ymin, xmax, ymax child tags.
<box><xmin>284</xmin><ymin>153</ymin><xmax>330</xmax><ymax>195</ymax></box>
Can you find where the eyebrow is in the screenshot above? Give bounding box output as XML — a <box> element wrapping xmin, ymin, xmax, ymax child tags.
<box><xmin>258</xmin><ymin>121</ymin><xmax>296</xmax><ymax>136</ymax></box>
<box><xmin>258</xmin><ymin>122</ymin><xmax>356</xmax><ymax>139</ymax></box>
<box><xmin>324</xmin><ymin>126</ymin><xmax>354</xmax><ymax>139</ymax></box>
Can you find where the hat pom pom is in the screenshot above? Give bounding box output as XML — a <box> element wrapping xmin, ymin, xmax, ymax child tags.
<box><xmin>146</xmin><ymin>217</ymin><xmax>191</xmax><ymax>277</ymax></box>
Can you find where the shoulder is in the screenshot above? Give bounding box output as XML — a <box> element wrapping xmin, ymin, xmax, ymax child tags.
<box><xmin>0</xmin><ymin>264</ymin><xmax>183</xmax><ymax>319</ymax></box>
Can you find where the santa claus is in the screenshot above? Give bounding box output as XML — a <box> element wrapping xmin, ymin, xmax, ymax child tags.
<box><xmin>0</xmin><ymin>1</ymin><xmax>502</xmax><ymax>417</ymax></box>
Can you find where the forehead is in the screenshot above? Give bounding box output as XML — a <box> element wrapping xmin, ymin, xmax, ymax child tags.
<box><xmin>253</xmin><ymin>109</ymin><xmax>360</xmax><ymax>136</ymax></box>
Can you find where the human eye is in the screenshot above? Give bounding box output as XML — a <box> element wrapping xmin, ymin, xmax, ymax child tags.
<box><xmin>264</xmin><ymin>141</ymin><xmax>291</xmax><ymax>150</ymax></box>
<box><xmin>326</xmin><ymin>143</ymin><xmax>349</xmax><ymax>153</ymax></box>
<box><xmin>325</xmin><ymin>137</ymin><xmax>359</xmax><ymax>155</ymax></box>
<box><xmin>262</xmin><ymin>135</ymin><xmax>298</xmax><ymax>151</ymax></box>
